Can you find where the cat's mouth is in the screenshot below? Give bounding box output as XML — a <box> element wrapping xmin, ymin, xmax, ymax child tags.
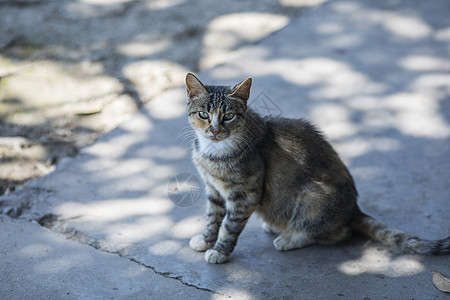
<box><xmin>207</xmin><ymin>134</ymin><xmax>223</xmax><ymax>141</ymax></box>
<box><xmin>205</xmin><ymin>131</ymin><xmax>232</xmax><ymax>142</ymax></box>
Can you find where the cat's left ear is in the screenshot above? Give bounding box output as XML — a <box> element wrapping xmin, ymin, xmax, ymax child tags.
<box><xmin>230</xmin><ymin>78</ymin><xmax>252</xmax><ymax>102</ymax></box>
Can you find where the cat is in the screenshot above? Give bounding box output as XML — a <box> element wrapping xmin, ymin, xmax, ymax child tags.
<box><xmin>185</xmin><ymin>73</ymin><xmax>450</xmax><ymax>264</ymax></box>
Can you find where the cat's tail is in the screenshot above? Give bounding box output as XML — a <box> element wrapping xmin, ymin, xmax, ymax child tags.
<box><xmin>351</xmin><ymin>211</ymin><xmax>450</xmax><ymax>255</ymax></box>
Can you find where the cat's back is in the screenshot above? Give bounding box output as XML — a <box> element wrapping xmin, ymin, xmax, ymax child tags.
<box><xmin>264</xmin><ymin>117</ymin><xmax>332</xmax><ymax>157</ymax></box>
<box><xmin>263</xmin><ymin>116</ymin><xmax>353</xmax><ymax>183</ymax></box>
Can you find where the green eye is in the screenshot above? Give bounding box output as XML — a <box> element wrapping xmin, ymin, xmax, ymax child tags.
<box><xmin>198</xmin><ymin>111</ymin><xmax>209</xmax><ymax>119</ymax></box>
<box><xmin>223</xmin><ymin>113</ymin><xmax>235</xmax><ymax>121</ymax></box>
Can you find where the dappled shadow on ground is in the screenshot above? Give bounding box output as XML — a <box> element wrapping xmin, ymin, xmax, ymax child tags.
<box><xmin>1</xmin><ymin>0</ymin><xmax>450</xmax><ymax>299</ymax></box>
<box><xmin>0</xmin><ymin>216</ymin><xmax>213</xmax><ymax>299</ymax></box>
<box><xmin>0</xmin><ymin>0</ymin><xmax>310</xmax><ymax>195</ymax></box>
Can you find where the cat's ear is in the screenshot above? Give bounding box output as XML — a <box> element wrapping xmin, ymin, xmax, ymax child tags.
<box><xmin>230</xmin><ymin>78</ymin><xmax>252</xmax><ymax>102</ymax></box>
<box><xmin>186</xmin><ymin>73</ymin><xmax>207</xmax><ymax>99</ymax></box>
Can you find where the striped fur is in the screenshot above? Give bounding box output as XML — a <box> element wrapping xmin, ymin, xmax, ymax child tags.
<box><xmin>185</xmin><ymin>73</ymin><xmax>450</xmax><ymax>263</ymax></box>
<box><xmin>351</xmin><ymin>212</ymin><xmax>450</xmax><ymax>255</ymax></box>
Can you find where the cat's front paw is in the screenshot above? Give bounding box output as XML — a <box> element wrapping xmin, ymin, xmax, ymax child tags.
<box><xmin>205</xmin><ymin>249</ymin><xmax>229</xmax><ymax>264</ymax></box>
<box><xmin>189</xmin><ymin>234</ymin><xmax>213</xmax><ymax>252</ymax></box>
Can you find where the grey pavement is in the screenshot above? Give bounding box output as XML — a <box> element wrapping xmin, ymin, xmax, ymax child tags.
<box><xmin>2</xmin><ymin>0</ymin><xmax>450</xmax><ymax>299</ymax></box>
<box><xmin>0</xmin><ymin>216</ymin><xmax>216</xmax><ymax>300</ymax></box>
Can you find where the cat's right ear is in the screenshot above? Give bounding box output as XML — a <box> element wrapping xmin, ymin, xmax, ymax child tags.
<box><xmin>186</xmin><ymin>73</ymin><xmax>207</xmax><ymax>99</ymax></box>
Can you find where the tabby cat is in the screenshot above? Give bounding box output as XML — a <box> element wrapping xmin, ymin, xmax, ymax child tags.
<box><xmin>185</xmin><ymin>73</ymin><xmax>450</xmax><ymax>264</ymax></box>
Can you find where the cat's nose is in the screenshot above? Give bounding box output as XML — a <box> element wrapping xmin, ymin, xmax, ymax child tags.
<box><xmin>212</xmin><ymin>130</ymin><xmax>220</xmax><ymax>137</ymax></box>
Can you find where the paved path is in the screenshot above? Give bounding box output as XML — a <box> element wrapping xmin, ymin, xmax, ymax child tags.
<box><xmin>1</xmin><ymin>0</ymin><xmax>450</xmax><ymax>299</ymax></box>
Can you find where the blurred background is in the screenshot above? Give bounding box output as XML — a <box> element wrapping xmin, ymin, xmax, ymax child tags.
<box><xmin>0</xmin><ymin>0</ymin><xmax>325</xmax><ymax>195</ymax></box>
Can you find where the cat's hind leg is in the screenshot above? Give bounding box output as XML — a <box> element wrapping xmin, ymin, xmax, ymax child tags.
<box><xmin>273</xmin><ymin>231</ymin><xmax>315</xmax><ymax>251</ymax></box>
<box><xmin>262</xmin><ymin>221</ymin><xmax>279</xmax><ymax>235</ymax></box>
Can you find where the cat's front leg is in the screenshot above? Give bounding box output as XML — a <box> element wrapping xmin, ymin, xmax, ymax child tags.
<box><xmin>205</xmin><ymin>192</ymin><xmax>255</xmax><ymax>264</ymax></box>
<box><xmin>190</xmin><ymin>192</ymin><xmax>226</xmax><ymax>252</ymax></box>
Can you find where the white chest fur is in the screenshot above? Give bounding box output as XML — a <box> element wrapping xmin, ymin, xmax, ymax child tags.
<box><xmin>195</xmin><ymin>132</ymin><xmax>237</xmax><ymax>157</ymax></box>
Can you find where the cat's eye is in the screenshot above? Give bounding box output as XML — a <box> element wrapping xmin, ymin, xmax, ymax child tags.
<box><xmin>198</xmin><ymin>111</ymin><xmax>209</xmax><ymax>119</ymax></box>
<box><xmin>223</xmin><ymin>113</ymin><xmax>235</xmax><ymax>121</ymax></box>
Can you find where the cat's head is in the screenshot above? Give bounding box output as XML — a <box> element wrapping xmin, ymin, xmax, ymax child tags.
<box><xmin>186</xmin><ymin>73</ymin><xmax>252</xmax><ymax>143</ymax></box>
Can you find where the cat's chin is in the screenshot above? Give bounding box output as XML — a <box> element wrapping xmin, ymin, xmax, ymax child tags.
<box><xmin>203</xmin><ymin>134</ymin><xmax>228</xmax><ymax>142</ymax></box>
<box><xmin>196</xmin><ymin>132</ymin><xmax>236</xmax><ymax>156</ymax></box>
<box><xmin>208</xmin><ymin>136</ymin><xmax>224</xmax><ymax>142</ymax></box>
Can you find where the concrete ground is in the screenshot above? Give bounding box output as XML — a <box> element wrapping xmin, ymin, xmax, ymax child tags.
<box><xmin>1</xmin><ymin>0</ymin><xmax>450</xmax><ymax>299</ymax></box>
<box><xmin>0</xmin><ymin>0</ymin><xmax>308</xmax><ymax>194</ymax></box>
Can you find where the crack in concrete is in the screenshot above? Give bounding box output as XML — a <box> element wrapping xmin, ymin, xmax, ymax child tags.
<box><xmin>127</xmin><ymin>257</ymin><xmax>230</xmax><ymax>298</ymax></box>
<box><xmin>0</xmin><ymin>187</ymin><xmax>54</xmax><ymax>218</ymax></box>
<box><xmin>1</xmin><ymin>187</ymin><xmax>229</xmax><ymax>296</ymax></box>
<box><xmin>34</xmin><ymin>214</ymin><xmax>231</xmax><ymax>298</ymax></box>
<box><xmin>37</xmin><ymin>213</ymin><xmax>58</xmax><ymax>227</ymax></box>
